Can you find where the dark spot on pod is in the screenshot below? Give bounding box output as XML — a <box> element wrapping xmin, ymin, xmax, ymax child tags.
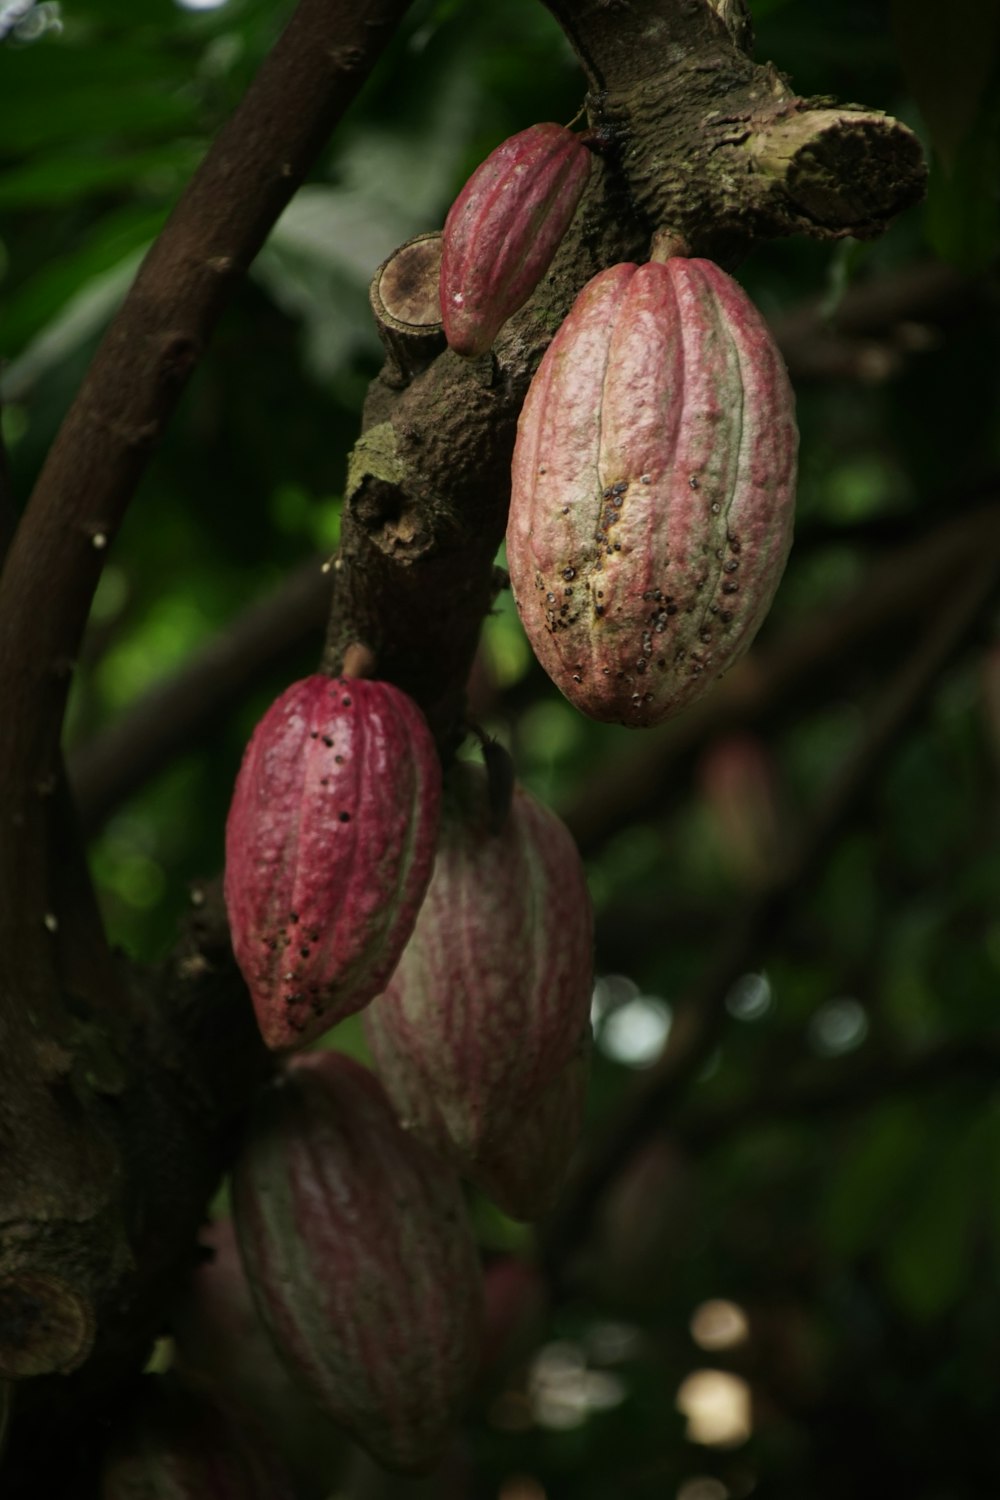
<box><xmin>335</xmin><ymin>754</ymin><xmax>344</xmax><ymax>764</ymax></box>
<box><xmin>595</xmin><ymin>605</ymin><xmax>605</xmax><ymax>617</ymax></box>
<box><xmin>290</xmin><ymin>913</ymin><xmax>299</xmax><ymax>923</ymax></box>
<box><xmin>564</xmin><ymin>587</ymin><xmax>573</xmax><ymax>597</ymax></box>
<box><xmin>657</xmin><ymin>658</ymin><xmax>666</xmax><ymax>668</ymax></box>
<box><xmin>572</xmin><ymin>673</ymin><xmax>582</xmax><ymax>683</ymax></box>
<box><xmin>563</xmin><ymin>567</ymin><xmax>576</xmax><ymax>580</ymax></box>
<box><xmin>322</xmin><ymin>736</ymin><xmax>333</xmax><ymax>747</ymax></box>
<box><xmin>710</xmin><ymin>502</ymin><xmax>721</xmax><ymax>514</ymax></box>
<box><xmin>636</xmin><ymin>660</ymin><xmax>647</xmax><ymax>673</ymax></box>
<box><xmin>309</xmin><ymin>931</ymin><xmax>320</xmax><ymax>943</ymax></box>
<box><xmin>547</xmin><ymin>592</ymin><xmax>556</xmax><ymax>603</ymax></box>
<box><xmin>722</xmin><ymin>581</ymin><xmax>739</xmax><ymax>595</ymax></box>
<box><xmin>309</xmin><ymin>731</ymin><xmax>318</xmax><ymax>739</ymax></box>
<box><xmin>339</xmin><ymin>811</ymin><xmax>351</xmax><ymax>823</ymax></box>
<box><xmin>562</xmin><ymin>506</ymin><xmax>570</xmax><ymax>515</ymax></box>
<box><xmin>616</xmin><ymin>669</ymin><xmax>625</xmax><ymax>679</ymax></box>
<box><xmin>612</xmin><ymin>496</ymin><xmax>623</xmax><ymax>508</ymax></box>
<box><xmin>699</xmin><ymin>628</ymin><xmax>712</xmax><ymax>643</ymax></box>
<box><xmin>724</xmin><ymin>559</ymin><xmax>739</xmax><ymax>573</ymax></box>
<box><xmin>320</xmin><ymin>777</ymin><xmax>329</xmax><ymax>786</ymax></box>
<box><xmin>300</xmin><ymin>947</ymin><xmax>311</xmax><ymax>959</ymax></box>
<box><xmin>640</xmin><ymin>474</ymin><xmax>652</xmax><ymax>484</ymax></box>
<box><xmin>341</xmin><ymin>696</ymin><xmax>352</xmax><ymax>707</ymax></box>
<box><xmin>666</xmin><ymin>603</ymin><xmax>678</xmax><ymax>615</ymax></box>
<box><xmin>612</xmin><ymin>481</ymin><xmax>628</xmax><ymax>495</ymax></box>
<box><xmin>708</xmin><ymin>603</ymin><xmax>718</xmax><ymax>615</ymax></box>
<box><xmin>728</xmin><ymin>536</ymin><xmax>742</xmax><ymax>553</ymax></box>
<box><xmin>642</xmin><ymin>590</ymin><xmax>652</xmax><ymax>600</ymax></box>
<box><xmin>720</xmin><ymin>610</ymin><xmax>733</xmax><ymax>623</ymax></box>
<box><xmin>654</xmin><ymin>589</ymin><xmax>663</xmax><ymax>601</ymax></box>
<box><xmin>603</xmin><ymin>487</ymin><xmax>614</xmax><ymax>499</ymax></box>
<box><xmin>689</xmin><ymin>476</ymin><xmax>699</xmax><ymax>490</ymax></box>
<box><xmin>614</xmin><ymin>542</ymin><xmax>621</xmax><ymax>551</ymax></box>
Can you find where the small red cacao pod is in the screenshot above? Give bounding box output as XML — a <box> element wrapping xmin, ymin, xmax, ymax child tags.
<box><xmin>472</xmin><ymin>1039</ymin><xmax>590</xmax><ymax>1221</ymax></box>
<box><xmin>231</xmin><ymin>1051</ymin><xmax>483</xmax><ymax>1475</ymax></box>
<box><xmin>440</xmin><ymin>122</ymin><xmax>591</xmax><ymax>357</ymax></box>
<box><xmin>100</xmin><ymin>1377</ymin><xmax>296</xmax><ymax>1500</ymax></box>
<box><xmin>507</xmin><ymin>258</ymin><xmax>798</xmax><ymax>726</ymax></box>
<box><xmin>364</xmin><ymin>763</ymin><xmax>593</xmax><ymax>1165</ymax></box>
<box><xmin>224</xmin><ymin>674</ymin><xmax>441</xmax><ymax>1050</ymax></box>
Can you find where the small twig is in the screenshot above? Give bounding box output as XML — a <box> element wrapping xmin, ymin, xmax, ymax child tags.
<box><xmin>544</xmin><ymin>548</ymin><xmax>999</xmax><ymax>1278</ymax></box>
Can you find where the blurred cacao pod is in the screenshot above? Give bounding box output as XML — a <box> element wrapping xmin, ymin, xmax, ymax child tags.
<box><xmin>365</xmin><ymin>762</ymin><xmax>593</xmax><ymax>1166</ymax></box>
<box><xmin>440</xmin><ymin>122</ymin><xmax>591</xmax><ymax>357</ymax></box>
<box><xmin>100</xmin><ymin>1376</ymin><xmax>296</xmax><ymax>1500</ymax></box>
<box><xmin>224</xmin><ymin>674</ymin><xmax>441</xmax><ymax>1050</ymax></box>
<box><xmin>507</xmin><ymin>257</ymin><xmax>797</xmax><ymax>726</ymax></box>
<box><xmin>232</xmin><ymin>1051</ymin><xmax>483</xmax><ymax>1474</ymax></box>
<box><xmin>172</xmin><ymin>1217</ymin><xmax>346</xmax><ymax>1499</ymax></box>
<box><xmin>698</xmin><ymin>730</ymin><xmax>783</xmax><ymax>884</ymax></box>
<box><xmin>471</xmin><ymin>1038</ymin><xmax>590</xmax><ymax>1221</ymax></box>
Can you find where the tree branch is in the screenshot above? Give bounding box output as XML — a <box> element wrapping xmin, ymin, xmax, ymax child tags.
<box><xmin>543</xmin><ymin>545</ymin><xmax>1000</xmax><ymax>1280</ymax></box>
<box><xmin>0</xmin><ymin>0</ymin><xmax>414</xmax><ymax>1422</ymax></box>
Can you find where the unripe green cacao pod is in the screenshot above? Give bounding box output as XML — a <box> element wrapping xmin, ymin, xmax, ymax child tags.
<box><xmin>440</xmin><ymin>122</ymin><xmax>591</xmax><ymax>357</ymax></box>
<box><xmin>364</xmin><ymin>763</ymin><xmax>593</xmax><ymax>1167</ymax></box>
<box><xmin>507</xmin><ymin>258</ymin><xmax>798</xmax><ymax>726</ymax></box>
<box><xmin>232</xmin><ymin>1051</ymin><xmax>483</xmax><ymax>1475</ymax></box>
<box><xmin>224</xmin><ymin>674</ymin><xmax>441</xmax><ymax>1050</ymax></box>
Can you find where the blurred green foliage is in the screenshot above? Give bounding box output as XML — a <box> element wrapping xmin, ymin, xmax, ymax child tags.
<box><xmin>2</xmin><ymin>0</ymin><xmax>1000</xmax><ymax>1495</ymax></box>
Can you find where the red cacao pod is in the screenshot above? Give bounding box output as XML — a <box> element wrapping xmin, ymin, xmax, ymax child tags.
<box><xmin>471</xmin><ymin>1038</ymin><xmax>590</xmax><ymax>1221</ymax></box>
<box><xmin>507</xmin><ymin>258</ymin><xmax>798</xmax><ymax>726</ymax></box>
<box><xmin>440</xmin><ymin>122</ymin><xmax>591</xmax><ymax>357</ymax></box>
<box><xmin>364</xmin><ymin>762</ymin><xmax>593</xmax><ymax>1166</ymax></box>
<box><xmin>101</xmin><ymin>1377</ymin><xmax>296</xmax><ymax>1500</ymax></box>
<box><xmin>224</xmin><ymin>674</ymin><xmax>441</xmax><ymax>1050</ymax></box>
<box><xmin>232</xmin><ymin>1051</ymin><xmax>483</xmax><ymax>1474</ymax></box>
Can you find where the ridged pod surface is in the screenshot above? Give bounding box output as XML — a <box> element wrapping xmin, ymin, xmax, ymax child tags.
<box><xmin>440</xmin><ymin>122</ymin><xmax>591</xmax><ymax>357</ymax></box>
<box><xmin>364</xmin><ymin>763</ymin><xmax>593</xmax><ymax>1165</ymax></box>
<box><xmin>507</xmin><ymin>258</ymin><xmax>798</xmax><ymax>726</ymax></box>
<box><xmin>232</xmin><ymin>1051</ymin><xmax>483</xmax><ymax>1474</ymax></box>
<box><xmin>224</xmin><ymin>675</ymin><xmax>441</xmax><ymax>1050</ymax></box>
<box><xmin>100</xmin><ymin>1378</ymin><xmax>296</xmax><ymax>1500</ymax></box>
<box><xmin>472</xmin><ymin>1041</ymin><xmax>590</xmax><ymax>1221</ymax></box>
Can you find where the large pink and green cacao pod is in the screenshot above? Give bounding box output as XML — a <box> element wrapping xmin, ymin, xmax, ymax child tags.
<box><xmin>471</xmin><ymin>1038</ymin><xmax>590</xmax><ymax>1221</ymax></box>
<box><xmin>101</xmin><ymin>1377</ymin><xmax>296</xmax><ymax>1500</ymax></box>
<box><xmin>231</xmin><ymin>1051</ymin><xmax>483</xmax><ymax>1475</ymax></box>
<box><xmin>224</xmin><ymin>674</ymin><xmax>441</xmax><ymax>1050</ymax></box>
<box><xmin>440</xmin><ymin>122</ymin><xmax>591</xmax><ymax>357</ymax></box>
<box><xmin>507</xmin><ymin>257</ymin><xmax>798</xmax><ymax>726</ymax></box>
<box><xmin>364</xmin><ymin>762</ymin><xmax>593</xmax><ymax>1167</ymax></box>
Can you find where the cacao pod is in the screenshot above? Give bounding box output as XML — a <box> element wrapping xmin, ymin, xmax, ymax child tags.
<box><xmin>440</xmin><ymin>122</ymin><xmax>591</xmax><ymax>357</ymax></box>
<box><xmin>172</xmin><ymin>1217</ymin><xmax>347</xmax><ymax>1497</ymax></box>
<box><xmin>224</xmin><ymin>674</ymin><xmax>441</xmax><ymax>1050</ymax></box>
<box><xmin>364</xmin><ymin>762</ymin><xmax>593</xmax><ymax>1165</ymax></box>
<box><xmin>231</xmin><ymin>1051</ymin><xmax>483</xmax><ymax>1474</ymax></box>
<box><xmin>471</xmin><ymin>1037</ymin><xmax>590</xmax><ymax>1221</ymax></box>
<box><xmin>507</xmin><ymin>257</ymin><xmax>798</xmax><ymax>726</ymax></box>
<box><xmin>101</xmin><ymin>1377</ymin><xmax>296</xmax><ymax>1500</ymax></box>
